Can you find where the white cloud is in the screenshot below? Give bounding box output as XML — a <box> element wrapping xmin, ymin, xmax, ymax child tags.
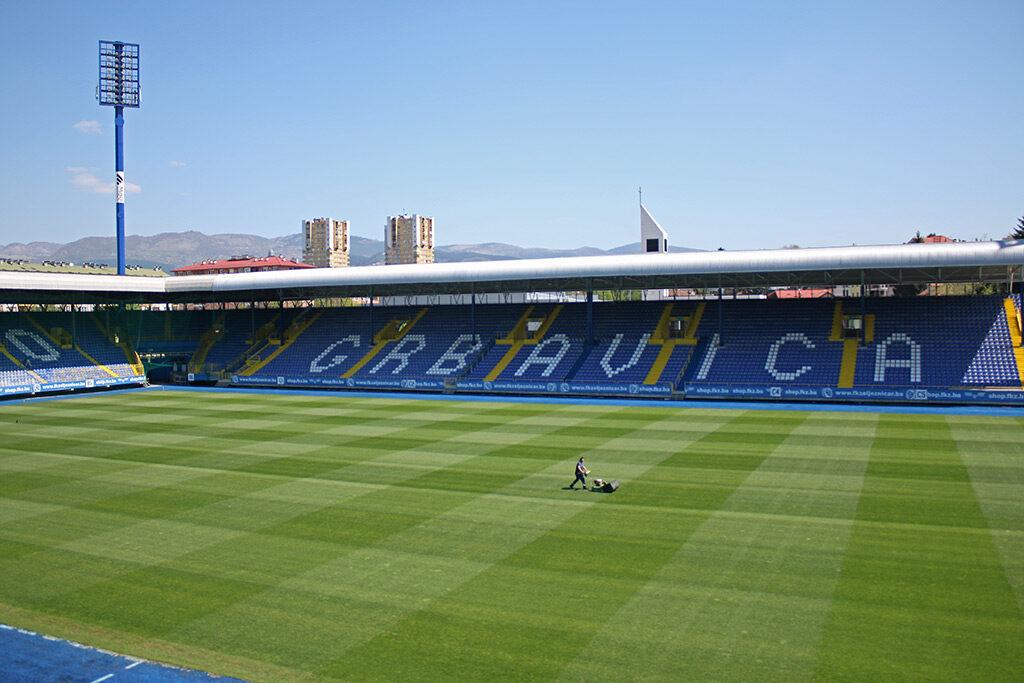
<box><xmin>66</xmin><ymin>166</ymin><xmax>141</xmax><ymax>195</ymax></box>
<box><xmin>168</xmin><ymin>160</ymin><xmax>187</xmax><ymax>168</ymax></box>
<box><xmin>72</xmin><ymin>120</ymin><xmax>102</xmax><ymax>135</ymax></box>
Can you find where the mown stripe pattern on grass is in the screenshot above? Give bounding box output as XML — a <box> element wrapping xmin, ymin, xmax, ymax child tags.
<box><xmin>0</xmin><ymin>391</ymin><xmax>1021</xmax><ymax>681</ymax></box>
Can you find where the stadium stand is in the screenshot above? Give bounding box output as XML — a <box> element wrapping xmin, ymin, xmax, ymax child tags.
<box><xmin>132</xmin><ymin>310</ymin><xmax>214</xmax><ymax>355</ymax></box>
<box><xmin>252</xmin><ymin>307</ymin><xmax>373</xmax><ymax>379</ymax></box>
<box><xmin>854</xmin><ymin>296</ymin><xmax>1017</xmax><ymax>388</ymax></box>
<box><xmin>0</xmin><ymin>311</ymin><xmax>144</xmax><ymax>393</ymax></box>
<box><xmin>347</xmin><ymin>305</ymin><xmax>518</xmax><ymax>382</ymax></box>
<box><xmin>197</xmin><ymin>309</ymin><xmax>286</xmax><ymax>376</ymax></box>
<box><xmin>565</xmin><ymin>302</ymin><xmax>664</xmax><ymax>384</ymax></box>
<box><xmin>173</xmin><ymin>294</ymin><xmax>1024</xmax><ymax>398</ymax></box>
<box><xmin>681</xmin><ymin>296</ymin><xmax>1024</xmax><ymax>390</ymax></box>
<box><xmin>3</xmin><ymin>294</ymin><xmax>1022</xmax><ymax>401</ymax></box>
<box><xmin>464</xmin><ymin>304</ymin><xmax>588</xmax><ymax>381</ymax></box>
<box><xmin>682</xmin><ymin>299</ymin><xmax>844</xmax><ymax>386</ymax></box>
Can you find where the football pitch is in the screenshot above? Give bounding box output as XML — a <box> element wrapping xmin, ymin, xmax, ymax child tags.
<box><xmin>0</xmin><ymin>389</ymin><xmax>1021</xmax><ymax>681</ymax></box>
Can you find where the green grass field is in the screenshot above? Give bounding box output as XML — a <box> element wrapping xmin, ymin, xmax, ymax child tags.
<box><xmin>0</xmin><ymin>389</ymin><xmax>1021</xmax><ymax>681</ymax></box>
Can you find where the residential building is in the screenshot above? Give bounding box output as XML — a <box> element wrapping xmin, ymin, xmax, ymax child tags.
<box><xmin>908</xmin><ymin>232</ymin><xmax>956</xmax><ymax>244</ymax></box>
<box><xmin>303</xmin><ymin>217</ymin><xmax>350</xmax><ymax>268</ymax></box>
<box><xmin>172</xmin><ymin>255</ymin><xmax>314</xmax><ymax>276</ymax></box>
<box><xmin>385</xmin><ymin>214</ymin><xmax>434</xmax><ymax>265</ymax></box>
<box><xmin>767</xmin><ymin>288</ymin><xmax>833</xmax><ymax>299</ymax></box>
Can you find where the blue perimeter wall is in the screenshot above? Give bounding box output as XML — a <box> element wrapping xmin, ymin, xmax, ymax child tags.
<box><xmin>226</xmin><ymin>373</ymin><xmax>1024</xmax><ymax>407</ymax></box>
<box><xmin>1</xmin><ymin>375</ymin><xmax>143</xmax><ymax>398</ymax></box>
<box><xmin>14</xmin><ymin>384</ymin><xmax>1023</xmax><ymax>418</ymax></box>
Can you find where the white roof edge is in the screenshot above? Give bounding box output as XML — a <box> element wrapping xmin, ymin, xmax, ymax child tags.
<box><xmin>185</xmin><ymin>240</ymin><xmax>1024</xmax><ymax>293</ymax></box>
<box><xmin>1</xmin><ymin>240</ymin><xmax>1021</xmax><ymax>297</ymax></box>
<box><xmin>0</xmin><ymin>271</ymin><xmax>167</xmax><ymax>293</ymax></box>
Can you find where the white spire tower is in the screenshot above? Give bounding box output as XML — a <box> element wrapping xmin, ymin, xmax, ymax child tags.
<box><xmin>639</xmin><ymin>189</ymin><xmax>669</xmax><ymax>253</ymax></box>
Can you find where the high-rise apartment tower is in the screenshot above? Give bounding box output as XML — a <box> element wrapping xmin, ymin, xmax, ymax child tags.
<box><xmin>302</xmin><ymin>217</ymin><xmax>350</xmax><ymax>268</ymax></box>
<box><xmin>384</xmin><ymin>214</ymin><xmax>434</xmax><ymax>265</ymax></box>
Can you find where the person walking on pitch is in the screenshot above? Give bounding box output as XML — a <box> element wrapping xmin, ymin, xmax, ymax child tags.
<box><xmin>569</xmin><ymin>457</ymin><xmax>589</xmax><ymax>490</ymax></box>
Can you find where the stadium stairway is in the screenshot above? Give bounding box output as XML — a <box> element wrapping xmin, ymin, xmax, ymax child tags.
<box><xmin>91</xmin><ymin>313</ymin><xmax>146</xmax><ymax>377</ymax></box>
<box><xmin>345</xmin><ymin>304</ymin><xmax>522</xmax><ymax>383</ymax></box>
<box><xmin>660</xmin><ymin>344</ymin><xmax>697</xmax><ymax>387</ymax></box>
<box><xmin>0</xmin><ymin>338</ymin><xmax>45</xmax><ymax>384</ymax></box>
<box><xmin>240</xmin><ymin>308</ymin><xmax>324</xmax><ymax>376</ymax></box>
<box><xmin>562</xmin><ymin>341</ymin><xmax>592</xmax><ymax>381</ymax></box>
<box><xmin>187</xmin><ymin>309</ymin><xmax>279</xmax><ymax>377</ymax></box>
<box><xmin>59</xmin><ymin>312</ymin><xmax>141</xmax><ymax>379</ymax></box>
<box><xmin>452</xmin><ymin>337</ymin><xmax>499</xmax><ymax>382</ymax></box>
<box><xmin>1002</xmin><ymin>297</ymin><xmax>1024</xmax><ymax>386</ymax></box>
<box><xmin>242</xmin><ymin>307</ymin><xmax>375</xmax><ymax>380</ymax></box>
<box><xmin>0</xmin><ymin>312</ymin><xmax>140</xmax><ymax>388</ymax></box>
<box><xmin>561</xmin><ymin>301</ymin><xmax>690</xmax><ymax>386</ymax></box>
<box><xmin>26</xmin><ymin>314</ymin><xmax>118</xmax><ymax>378</ymax></box>
<box><xmin>481</xmin><ymin>305</ymin><xmax>573</xmax><ymax>381</ymax></box>
<box><xmin>830</xmin><ymin>301</ymin><xmax>875</xmax><ymax>389</ymax></box>
<box><xmin>231</xmin><ymin>313</ymin><xmax>283</xmax><ymax>373</ymax></box>
<box><xmin>663</xmin><ymin>335</ymin><xmax>704</xmax><ymax>387</ymax></box>
<box><xmin>343</xmin><ymin>308</ymin><xmax>429</xmax><ymax>378</ymax></box>
<box><xmin>188</xmin><ymin>312</ymin><xmax>227</xmax><ymax>374</ymax></box>
<box><xmin>479</xmin><ymin>305</ymin><xmax>537</xmax><ymax>381</ymax></box>
<box><xmin>643</xmin><ymin>302</ymin><xmax>704</xmax><ymax>385</ymax></box>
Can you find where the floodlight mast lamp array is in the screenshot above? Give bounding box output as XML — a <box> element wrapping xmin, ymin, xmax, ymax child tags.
<box><xmin>98</xmin><ymin>40</ymin><xmax>140</xmax><ymax>276</ymax></box>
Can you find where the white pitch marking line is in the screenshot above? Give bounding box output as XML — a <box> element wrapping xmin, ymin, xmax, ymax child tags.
<box><xmin>125</xmin><ymin>661</ymin><xmax>142</xmax><ymax>670</ymax></box>
<box><xmin>90</xmin><ymin>674</ymin><xmax>115</xmax><ymax>683</ymax></box>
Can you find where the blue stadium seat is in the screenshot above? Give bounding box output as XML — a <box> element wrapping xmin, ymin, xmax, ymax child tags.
<box><xmin>184</xmin><ymin>295</ymin><xmax>1023</xmax><ymax>393</ymax></box>
<box><xmin>0</xmin><ymin>312</ymin><xmax>144</xmax><ymax>392</ymax></box>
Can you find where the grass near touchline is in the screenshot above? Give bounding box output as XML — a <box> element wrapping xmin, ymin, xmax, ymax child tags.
<box><xmin>0</xmin><ymin>390</ymin><xmax>1020</xmax><ymax>681</ymax></box>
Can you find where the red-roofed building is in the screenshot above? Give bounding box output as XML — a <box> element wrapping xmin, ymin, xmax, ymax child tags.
<box><xmin>172</xmin><ymin>255</ymin><xmax>314</xmax><ymax>276</ymax></box>
<box><xmin>908</xmin><ymin>232</ymin><xmax>955</xmax><ymax>244</ymax></box>
<box><xmin>767</xmin><ymin>288</ymin><xmax>833</xmax><ymax>300</ymax></box>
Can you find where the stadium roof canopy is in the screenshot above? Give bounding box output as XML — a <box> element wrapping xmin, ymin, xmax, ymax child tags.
<box><xmin>2</xmin><ymin>240</ymin><xmax>1023</xmax><ymax>304</ymax></box>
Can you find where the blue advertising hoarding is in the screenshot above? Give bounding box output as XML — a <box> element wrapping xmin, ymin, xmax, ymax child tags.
<box><xmin>229</xmin><ymin>375</ymin><xmax>674</xmax><ymax>397</ymax></box>
<box><xmin>224</xmin><ymin>376</ymin><xmax>1024</xmax><ymax>405</ymax></box>
<box><xmin>231</xmin><ymin>375</ymin><xmax>445</xmax><ymax>391</ymax></box>
<box><xmin>1</xmin><ymin>376</ymin><xmax>143</xmax><ymax>399</ymax></box>
<box><xmin>456</xmin><ymin>380</ymin><xmax>673</xmax><ymax>397</ymax></box>
<box><xmin>682</xmin><ymin>382</ymin><xmax>1024</xmax><ymax>405</ymax></box>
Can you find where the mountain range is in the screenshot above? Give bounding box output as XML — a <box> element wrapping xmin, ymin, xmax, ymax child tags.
<box><xmin>0</xmin><ymin>231</ymin><xmax>699</xmax><ymax>272</ymax></box>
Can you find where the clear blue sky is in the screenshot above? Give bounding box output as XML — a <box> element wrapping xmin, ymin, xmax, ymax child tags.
<box><xmin>0</xmin><ymin>0</ymin><xmax>1021</xmax><ymax>250</ymax></box>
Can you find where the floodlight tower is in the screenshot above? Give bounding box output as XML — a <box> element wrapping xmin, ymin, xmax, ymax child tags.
<box><xmin>97</xmin><ymin>41</ymin><xmax>140</xmax><ymax>275</ymax></box>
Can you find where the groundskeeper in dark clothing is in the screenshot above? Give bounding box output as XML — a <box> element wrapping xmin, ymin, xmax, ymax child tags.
<box><xmin>569</xmin><ymin>457</ymin><xmax>588</xmax><ymax>490</ymax></box>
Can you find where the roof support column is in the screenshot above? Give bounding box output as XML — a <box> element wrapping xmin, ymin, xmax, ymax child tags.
<box><xmin>717</xmin><ymin>275</ymin><xmax>724</xmax><ymax>347</ymax></box>
<box><xmin>134</xmin><ymin>299</ymin><xmax>142</xmax><ymax>350</ymax></box>
<box><xmin>368</xmin><ymin>286</ymin><xmax>374</xmax><ymax>341</ymax></box>
<box><xmin>586</xmin><ymin>279</ymin><xmax>594</xmax><ymax>346</ymax></box>
<box><xmin>470</xmin><ymin>283</ymin><xmax>477</xmax><ymax>344</ymax></box>
<box><xmin>860</xmin><ymin>269</ymin><xmax>866</xmax><ymax>347</ymax></box>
